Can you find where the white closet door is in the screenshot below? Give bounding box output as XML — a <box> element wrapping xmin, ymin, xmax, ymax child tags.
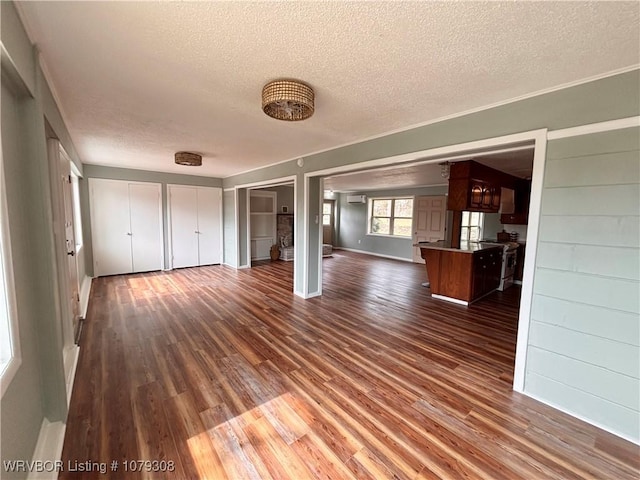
<box><xmin>197</xmin><ymin>187</ymin><xmax>222</xmax><ymax>265</ymax></box>
<box><xmin>129</xmin><ymin>183</ymin><xmax>163</xmax><ymax>273</ymax></box>
<box><xmin>90</xmin><ymin>179</ymin><xmax>133</xmax><ymax>276</ymax></box>
<box><xmin>169</xmin><ymin>186</ymin><xmax>199</xmax><ymax>268</ymax></box>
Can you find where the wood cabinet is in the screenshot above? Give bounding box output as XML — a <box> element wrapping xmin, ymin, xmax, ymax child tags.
<box><xmin>514</xmin><ymin>243</ymin><xmax>525</xmax><ymax>282</ymax></box>
<box><xmin>447</xmin><ymin>161</ymin><xmax>514</xmax><ymax>213</ymax></box>
<box><xmin>471</xmin><ymin>248</ymin><xmax>502</xmax><ymax>299</ymax></box>
<box><xmin>501</xmin><ymin>179</ymin><xmax>531</xmax><ymax>225</ymax></box>
<box><xmin>448</xmin><ymin>178</ymin><xmax>501</xmax><ymax>213</ymax></box>
<box><xmin>420</xmin><ymin>245</ymin><xmax>503</xmax><ymax>304</ymax></box>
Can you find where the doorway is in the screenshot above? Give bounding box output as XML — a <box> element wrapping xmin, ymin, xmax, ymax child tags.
<box><xmin>412</xmin><ymin>195</ymin><xmax>447</xmax><ymax>263</ymax></box>
<box><xmin>322</xmin><ymin>200</ymin><xmax>335</xmax><ymax>245</ymax></box>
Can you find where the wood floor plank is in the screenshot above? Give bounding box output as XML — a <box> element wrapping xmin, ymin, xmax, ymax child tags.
<box><xmin>60</xmin><ymin>251</ymin><xmax>639</xmax><ymax>479</ymax></box>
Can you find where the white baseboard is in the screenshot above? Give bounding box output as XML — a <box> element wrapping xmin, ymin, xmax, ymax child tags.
<box><xmin>79</xmin><ymin>276</ymin><xmax>92</xmax><ymax>319</ymax></box>
<box><xmin>294</xmin><ymin>290</ymin><xmax>321</xmax><ymax>299</ymax></box>
<box><xmin>522</xmin><ymin>390</ymin><xmax>640</xmax><ymax>446</ymax></box>
<box><xmin>62</xmin><ymin>345</ymin><xmax>80</xmax><ymax>407</ymax></box>
<box><xmin>432</xmin><ymin>294</ymin><xmax>469</xmax><ymax>306</ymax></box>
<box><xmin>28</xmin><ymin>419</ymin><xmax>66</xmax><ymax>480</ymax></box>
<box><xmin>335</xmin><ymin>247</ymin><xmax>413</xmax><ymax>263</ymax></box>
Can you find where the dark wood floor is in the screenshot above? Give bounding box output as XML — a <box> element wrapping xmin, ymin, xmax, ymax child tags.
<box><xmin>60</xmin><ymin>250</ymin><xmax>639</xmax><ymax>479</ymax></box>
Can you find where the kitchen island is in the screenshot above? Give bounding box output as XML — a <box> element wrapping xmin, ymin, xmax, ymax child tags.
<box><xmin>417</xmin><ymin>241</ymin><xmax>503</xmax><ymax>305</ymax></box>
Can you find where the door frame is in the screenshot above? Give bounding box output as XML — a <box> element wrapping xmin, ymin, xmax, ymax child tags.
<box><xmin>307</xmin><ymin>128</ymin><xmax>548</xmax><ymax>393</ymax></box>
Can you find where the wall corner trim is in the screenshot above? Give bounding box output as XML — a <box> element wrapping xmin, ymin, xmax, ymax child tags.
<box><xmin>79</xmin><ymin>276</ymin><xmax>92</xmax><ymax>319</ymax></box>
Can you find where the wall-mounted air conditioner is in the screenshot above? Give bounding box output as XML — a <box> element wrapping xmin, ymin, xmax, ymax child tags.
<box><xmin>347</xmin><ymin>194</ymin><xmax>367</xmax><ymax>204</ymax></box>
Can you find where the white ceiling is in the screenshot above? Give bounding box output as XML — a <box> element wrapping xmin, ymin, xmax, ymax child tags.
<box><xmin>16</xmin><ymin>1</ymin><xmax>640</xmax><ymax>181</ymax></box>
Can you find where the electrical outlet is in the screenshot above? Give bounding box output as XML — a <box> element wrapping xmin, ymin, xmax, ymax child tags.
<box><xmin>358</xmin><ymin>239</ymin><xmax>361</xmax><ymax>244</ymax></box>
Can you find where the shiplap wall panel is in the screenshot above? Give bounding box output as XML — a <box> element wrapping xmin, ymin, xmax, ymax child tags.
<box><xmin>538</xmin><ymin>216</ymin><xmax>639</xmax><ymax>247</ymax></box>
<box><xmin>526</xmin><ymin>373</ymin><xmax>640</xmax><ymax>440</ymax></box>
<box><xmin>542</xmin><ymin>185</ymin><xmax>639</xmax><ymax>216</ymax></box>
<box><xmin>531</xmin><ymin>295</ymin><xmax>639</xmax><ymax>345</ymax></box>
<box><xmin>533</xmin><ymin>269</ymin><xmax>639</xmax><ymax>313</ymax></box>
<box><xmin>528</xmin><ymin>347</ymin><xmax>639</xmax><ymax>409</ymax></box>
<box><xmin>529</xmin><ymin>322</ymin><xmax>639</xmax><ymax>378</ymax></box>
<box><xmin>526</xmin><ymin>126</ymin><xmax>640</xmax><ymax>443</ymax></box>
<box><xmin>545</xmin><ymin>150</ymin><xmax>640</xmax><ymax>187</ymax></box>
<box><xmin>536</xmin><ymin>243</ymin><xmax>639</xmax><ymax>281</ymax></box>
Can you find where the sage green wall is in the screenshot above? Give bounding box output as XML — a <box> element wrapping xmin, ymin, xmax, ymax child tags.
<box><xmin>80</xmin><ymin>164</ymin><xmax>222</xmax><ymax>276</ymax></box>
<box><xmin>262</xmin><ymin>185</ymin><xmax>294</xmax><ymax>214</ymax></box>
<box><xmin>237</xmin><ymin>189</ymin><xmax>249</xmax><ymax>267</ymax></box>
<box><xmin>1</xmin><ymin>2</ymin><xmax>78</xmax><ymax>473</ymax></box>
<box><xmin>222</xmin><ymin>69</ymin><xmax>639</xmax><ymax>301</ymax></box>
<box><xmin>337</xmin><ymin>186</ymin><xmax>448</xmax><ymax>260</ymax></box>
<box><xmin>223</xmin><ymin>190</ymin><xmax>237</xmax><ymax>267</ymax></box>
<box><xmin>526</xmin><ymin>127</ymin><xmax>640</xmax><ymax>442</ymax></box>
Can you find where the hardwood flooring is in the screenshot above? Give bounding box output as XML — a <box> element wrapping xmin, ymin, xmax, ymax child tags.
<box><xmin>60</xmin><ymin>250</ymin><xmax>639</xmax><ymax>479</ymax></box>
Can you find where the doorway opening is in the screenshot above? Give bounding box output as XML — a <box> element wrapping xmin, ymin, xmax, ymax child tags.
<box><xmin>308</xmin><ymin>129</ymin><xmax>547</xmax><ymax>392</ymax></box>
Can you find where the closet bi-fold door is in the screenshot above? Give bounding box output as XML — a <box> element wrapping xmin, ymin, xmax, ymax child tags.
<box><xmin>90</xmin><ymin>179</ymin><xmax>163</xmax><ymax>276</ymax></box>
<box><xmin>196</xmin><ymin>187</ymin><xmax>222</xmax><ymax>266</ymax></box>
<box><xmin>169</xmin><ymin>185</ymin><xmax>222</xmax><ymax>268</ymax></box>
<box><xmin>169</xmin><ymin>186</ymin><xmax>200</xmax><ymax>268</ymax></box>
<box><xmin>128</xmin><ymin>183</ymin><xmax>163</xmax><ymax>273</ymax></box>
<box><xmin>90</xmin><ymin>179</ymin><xmax>133</xmax><ymax>276</ymax></box>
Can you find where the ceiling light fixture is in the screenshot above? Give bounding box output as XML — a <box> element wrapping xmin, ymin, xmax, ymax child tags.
<box><xmin>262</xmin><ymin>80</ymin><xmax>314</xmax><ymax>121</ymax></box>
<box><xmin>175</xmin><ymin>152</ymin><xmax>202</xmax><ymax>166</ymax></box>
<box><xmin>439</xmin><ymin>161</ymin><xmax>451</xmax><ymax>179</ymax></box>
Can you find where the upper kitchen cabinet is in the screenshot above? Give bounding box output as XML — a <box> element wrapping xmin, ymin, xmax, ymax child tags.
<box><xmin>500</xmin><ymin>178</ymin><xmax>531</xmax><ymax>225</ymax></box>
<box><xmin>447</xmin><ymin>160</ymin><xmax>519</xmax><ymax>213</ymax></box>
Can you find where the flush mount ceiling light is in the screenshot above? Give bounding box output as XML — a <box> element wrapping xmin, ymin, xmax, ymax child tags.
<box><xmin>175</xmin><ymin>151</ymin><xmax>202</xmax><ymax>166</ymax></box>
<box><xmin>262</xmin><ymin>80</ymin><xmax>314</xmax><ymax>121</ymax></box>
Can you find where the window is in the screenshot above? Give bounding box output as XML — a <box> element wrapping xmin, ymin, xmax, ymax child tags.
<box><xmin>460</xmin><ymin>211</ymin><xmax>484</xmax><ymax>242</ymax></box>
<box><xmin>369</xmin><ymin>197</ymin><xmax>413</xmax><ymax>237</ymax></box>
<box><xmin>322</xmin><ymin>202</ymin><xmax>334</xmax><ymax>226</ymax></box>
<box><xmin>0</xmin><ymin>152</ymin><xmax>20</xmax><ymax>397</ymax></box>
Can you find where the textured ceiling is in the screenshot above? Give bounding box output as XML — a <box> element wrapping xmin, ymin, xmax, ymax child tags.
<box><xmin>16</xmin><ymin>1</ymin><xmax>640</xmax><ymax>180</ymax></box>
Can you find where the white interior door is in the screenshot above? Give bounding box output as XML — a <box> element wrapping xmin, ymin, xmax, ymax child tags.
<box><xmin>90</xmin><ymin>179</ymin><xmax>133</xmax><ymax>276</ymax></box>
<box><xmin>412</xmin><ymin>195</ymin><xmax>447</xmax><ymax>263</ymax></box>
<box><xmin>129</xmin><ymin>183</ymin><xmax>163</xmax><ymax>273</ymax></box>
<box><xmin>169</xmin><ymin>186</ymin><xmax>199</xmax><ymax>268</ymax></box>
<box><xmin>197</xmin><ymin>187</ymin><xmax>222</xmax><ymax>265</ymax></box>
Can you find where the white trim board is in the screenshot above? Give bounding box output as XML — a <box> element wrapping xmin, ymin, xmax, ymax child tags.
<box><xmin>28</xmin><ymin>419</ymin><xmax>66</xmax><ymax>480</ymax></box>
<box><xmin>79</xmin><ymin>275</ymin><xmax>92</xmax><ymax>319</ymax></box>
<box><xmin>547</xmin><ymin>116</ymin><xmax>640</xmax><ymax>140</ymax></box>
<box><xmin>432</xmin><ymin>294</ymin><xmax>469</xmax><ymax>306</ymax></box>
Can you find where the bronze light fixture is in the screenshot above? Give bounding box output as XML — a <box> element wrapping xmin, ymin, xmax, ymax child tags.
<box><xmin>262</xmin><ymin>80</ymin><xmax>314</xmax><ymax>121</ymax></box>
<box><xmin>175</xmin><ymin>152</ymin><xmax>202</xmax><ymax>166</ymax></box>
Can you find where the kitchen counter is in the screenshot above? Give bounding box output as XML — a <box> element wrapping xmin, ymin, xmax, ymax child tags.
<box><xmin>415</xmin><ymin>240</ymin><xmax>503</xmax><ymax>253</ymax></box>
<box><xmin>417</xmin><ymin>241</ymin><xmax>503</xmax><ymax>305</ymax></box>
